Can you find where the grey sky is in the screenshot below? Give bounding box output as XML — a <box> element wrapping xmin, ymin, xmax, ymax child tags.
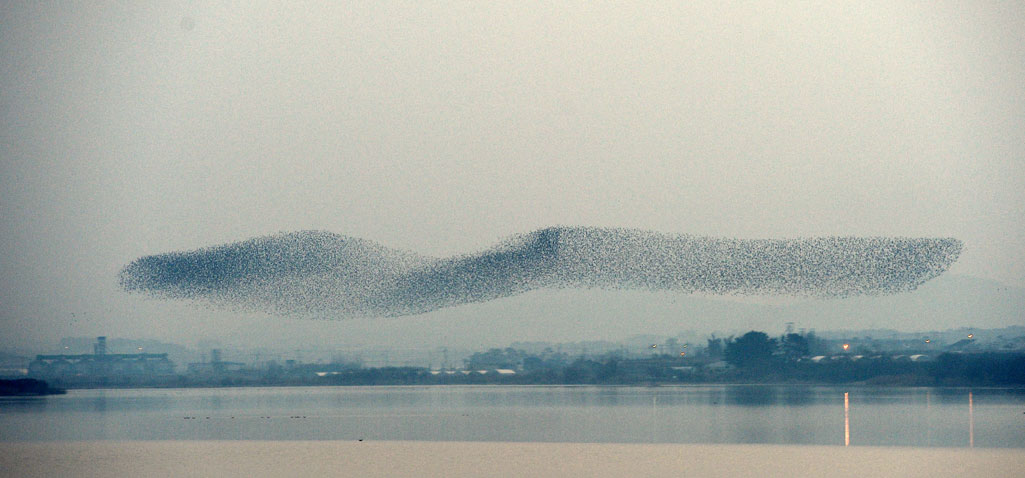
<box><xmin>2</xmin><ymin>2</ymin><xmax>1023</xmax><ymax>350</ymax></box>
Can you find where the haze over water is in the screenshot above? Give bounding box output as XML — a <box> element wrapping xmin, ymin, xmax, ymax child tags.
<box><xmin>2</xmin><ymin>386</ymin><xmax>1022</xmax><ymax>448</ymax></box>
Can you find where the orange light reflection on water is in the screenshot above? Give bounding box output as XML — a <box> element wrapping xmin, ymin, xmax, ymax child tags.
<box><xmin>969</xmin><ymin>391</ymin><xmax>974</xmax><ymax>448</ymax></box>
<box><xmin>844</xmin><ymin>392</ymin><xmax>850</xmax><ymax>447</ymax></box>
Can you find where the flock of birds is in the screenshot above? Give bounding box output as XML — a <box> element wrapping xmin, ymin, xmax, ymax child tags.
<box><xmin>120</xmin><ymin>226</ymin><xmax>962</xmax><ymax>318</ymax></box>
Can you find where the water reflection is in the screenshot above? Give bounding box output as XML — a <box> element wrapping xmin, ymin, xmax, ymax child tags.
<box><xmin>844</xmin><ymin>392</ymin><xmax>850</xmax><ymax>447</ymax></box>
<box><xmin>968</xmin><ymin>390</ymin><xmax>974</xmax><ymax>448</ymax></box>
<box><xmin>0</xmin><ymin>397</ymin><xmax>49</xmax><ymax>412</ymax></box>
<box><xmin>781</xmin><ymin>387</ymin><xmax>814</xmax><ymax>406</ymax></box>
<box><xmin>715</xmin><ymin>386</ymin><xmax>817</xmax><ymax>407</ymax></box>
<box><xmin>724</xmin><ymin>386</ymin><xmax>777</xmax><ymax>406</ymax></box>
<box><xmin>0</xmin><ymin>386</ymin><xmax>1020</xmax><ymax>447</ymax></box>
<box><xmin>93</xmin><ymin>392</ymin><xmax>107</xmax><ymax>413</ymax></box>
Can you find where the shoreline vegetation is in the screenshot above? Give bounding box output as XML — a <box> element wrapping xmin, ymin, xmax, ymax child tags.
<box><xmin>31</xmin><ymin>350</ymin><xmax>1025</xmax><ymax>390</ymax></box>
<box><xmin>0</xmin><ymin>378</ymin><xmax>66</xmax><ymax>396</ymax></box>
<box><xmin>21</xmin><ymin>330</ymin><xmax>1025</xmax><ymax>390</ymax></box>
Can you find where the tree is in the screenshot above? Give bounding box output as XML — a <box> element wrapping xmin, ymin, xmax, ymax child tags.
<box><xmin>705</xmin><ymin>335</ymin><xmax>725</xmax><ymax>359</ymax></box>
<box><xmin>805</xmin><ymin>330</ymin><xmax>827</xmax><ymax>355</ymax></box>
<box><xmin>724</xmin><ymin>331</ymin><xmax>777</xmax><ymax>368</ymax></box>
<box><xmin>781</xmin><ymin>333</ymin><xmax>810</xmax><ymax>361</ymax></box>
<box><xmin>464</xmin><ymin>348</ymin><xmax>524</xmax><ymax>370</ymax></box>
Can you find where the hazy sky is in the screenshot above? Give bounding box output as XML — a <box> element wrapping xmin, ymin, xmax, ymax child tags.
<box><xmin>2</xmin><ymin>2</ymin><xmax>1023</xmax><ymax>351</ymax></box>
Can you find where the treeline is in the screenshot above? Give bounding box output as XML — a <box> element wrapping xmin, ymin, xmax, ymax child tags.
<box><xmin>0</xmin><ymin>378</ymin><xmax>65</xmax><ymax>396</ymax></box>
<box><xmin>32</xmin><ymin>330</ymin><xmax>1025</xmax><ymax>389</ymax></box>
<box><xmin>703</xmin><ymin>331</ymin><xmax>1025</xmax><ymax>385</ymax></box>
<box><xmin>39</xmin><ymin>350</ymin><xmax>1025</xmax><ymax>388</ymax></box>
<box><xmin>277</xmin><ymin>353</ymin><xmax>1025</xmax><ymax>387</ymax></box>
<box><xmin>169</xmin><ymin>331</ymin><xmax>1025</xmax><ymax>387</ymax></box>
<box><xmin>293</xmin><ymin>332</ymin><xmax>1025</xmax><ymax>386</ymax></box>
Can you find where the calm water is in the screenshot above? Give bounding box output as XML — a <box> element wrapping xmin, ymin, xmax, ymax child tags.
<box><xmin>1</xmin><ymin>385</ymin><xmax>1022</xmax><ymax>447</ymax></box>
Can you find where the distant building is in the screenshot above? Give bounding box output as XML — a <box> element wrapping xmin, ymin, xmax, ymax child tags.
<box><xmin>29</xmin><ymin>336</ymin><xmax>175</xmax><ymax>383</ymax></box>
<box><xmin>94</xmin><ymin>336</ymin><xmax>107</xmax><ymax>355</ymax></box>
<box><xmin>186</xmin><ymin>349</ymin><xmax>245</xmax><ymax>376</ymax></box>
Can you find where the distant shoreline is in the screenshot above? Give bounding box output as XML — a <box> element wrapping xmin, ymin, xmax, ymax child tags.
<box><xmin>30</xmin><ymin>351</ymin><xmax>1025</xmax><ymax>390</ymax></box>
<box><xmin>23</xmin><ymin>381</ymin><xmax>1025</xmax><ymax>392</ymax></box>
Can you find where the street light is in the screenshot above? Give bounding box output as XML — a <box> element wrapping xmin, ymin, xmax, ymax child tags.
<box><xmin>842</xmin><ymin>343</ymin><xmax>850</xmax><ymax>352</ymax></box>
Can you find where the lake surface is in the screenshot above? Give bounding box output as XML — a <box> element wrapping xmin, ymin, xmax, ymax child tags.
<box><xmin>1</xmin><ymin>385</ymin><xmax>1022</xmax><ymax>447</ymax></box>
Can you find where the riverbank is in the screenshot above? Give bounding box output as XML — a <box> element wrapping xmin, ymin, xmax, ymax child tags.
<box><xmin>2</xmin><ymin>441</ymin><xmax>1022</xmax><ymax>478</ymax></box>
